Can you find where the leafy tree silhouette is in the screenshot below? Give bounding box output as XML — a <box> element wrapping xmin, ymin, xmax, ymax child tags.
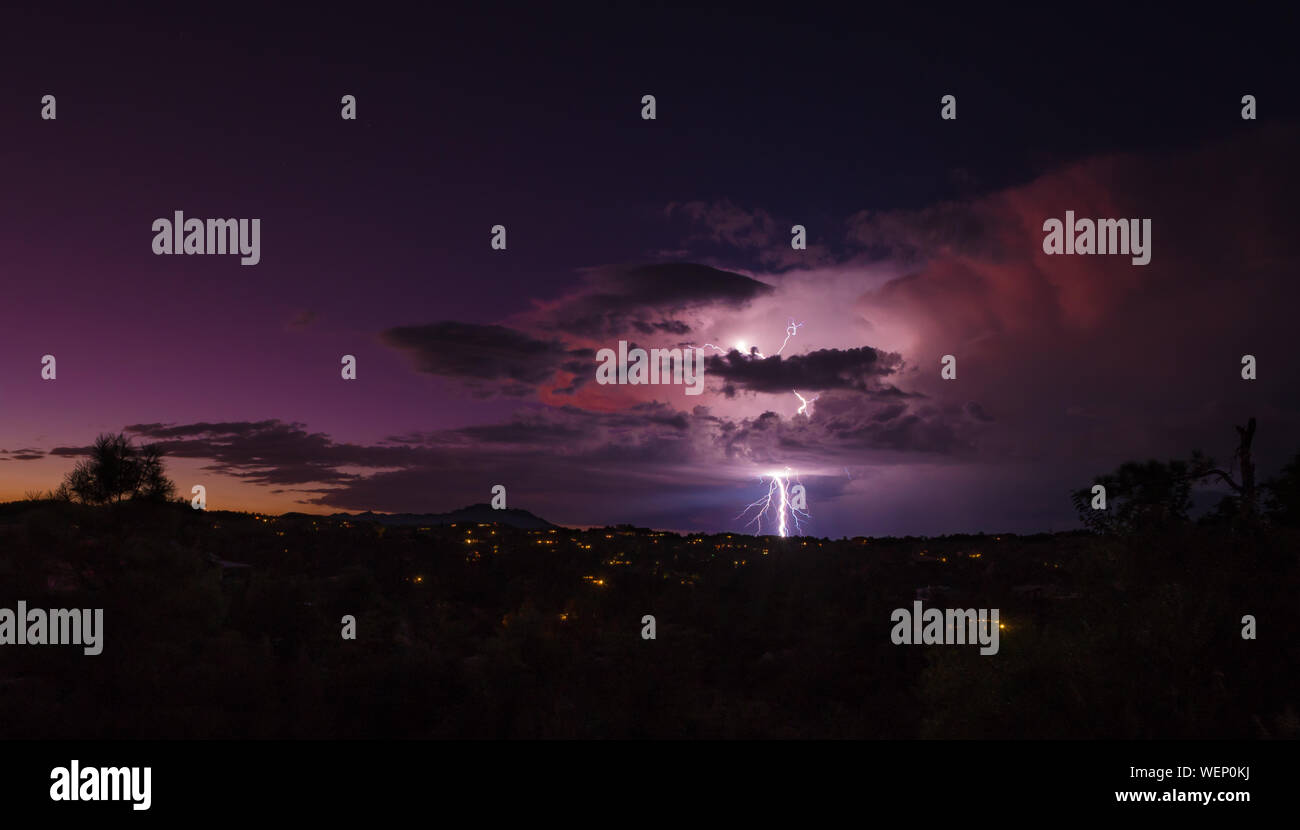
<box><xmin>1072</xmin><ymin>418</ymin><xmax>1261</xmax><ymax>533</ymax></box>
<box><xmin>58</xmin><ymin>432</ymin><xmax>176</xmax><ymax>504</ymax></box>
<box><xmin>1071</xmin><ymin>457</ymin><xmax>1196</xmax><ymax>534</ymax></box>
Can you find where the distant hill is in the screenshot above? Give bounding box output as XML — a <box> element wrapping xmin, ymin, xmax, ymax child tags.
<box><xmin>311</xmin><ymin>503</ymin><xmax>559</xmax><ymax>530</ymax></box>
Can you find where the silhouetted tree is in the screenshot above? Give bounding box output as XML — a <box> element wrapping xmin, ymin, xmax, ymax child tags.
<box><xmin>1187</xmin><ymin>418</ymin><xmax>1259</xmax><ymax>522</ymax></box>
<box><xmin>1072</xmin><ymin>458</ymin><xmax>1196</xmax><ymax>534</ymax></box>
<box><xmin>1073</xmin><ymin>419</ymin><xmax>1263</xmax><ymax>533</ymax></box>
<box><xmin>61</xmin><ymin>432</ymin><xmax>176</xmax><ymax>504</ymax></box>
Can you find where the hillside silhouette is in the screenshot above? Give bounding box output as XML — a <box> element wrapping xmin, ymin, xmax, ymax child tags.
<box><xmin>313</xmin><ymin>504</ymin><xmax>557</xmax><ymax>530</ymax></box>
<box><xmin>1</xmin><ymin>421</ymin><xmax>1296</xmax><ymax>738</ymax></box>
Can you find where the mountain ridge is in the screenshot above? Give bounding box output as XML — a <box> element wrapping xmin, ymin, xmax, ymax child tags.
<box><xmin>309</xmin><ymin>503</ymin><xmax>558</xmax><ymax>529</ymax></box>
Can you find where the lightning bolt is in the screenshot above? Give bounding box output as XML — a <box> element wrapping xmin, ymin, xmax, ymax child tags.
<box><xmin>736</xmin><ymin>467</ymin><xmax>809</xmax><ymax>537</ymax></box>
<box><xmin>772</xmin><ymin>319</ymin><xmax>803</xmax><ymax>356</ymax></box>
<box><xmin>794</xmin><ymin>390</ymin><xmax>819</xmax><ymax>416</ymax></box>
<box><xmin>699</xmin><ymin>319</ymin><xmax>817</xmax><ymax>417</ymax></box>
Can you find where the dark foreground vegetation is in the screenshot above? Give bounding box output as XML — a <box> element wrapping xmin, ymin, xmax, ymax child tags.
<box><xmin>0</xmin><ymin>496</ymin><xmax>1296</xmax><ymax>739</ymax></box>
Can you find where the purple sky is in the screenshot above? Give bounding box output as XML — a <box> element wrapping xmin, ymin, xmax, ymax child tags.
<box><xmin>2</xmin><ymin>8</ymin><xmax>1298</xmax><ymax>536</ymax></box>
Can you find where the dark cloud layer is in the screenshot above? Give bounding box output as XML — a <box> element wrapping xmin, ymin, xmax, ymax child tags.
<box><xmin>381</xmin><ymin>321</ymin><xmax>594</xmax><ymax>396</ymax></box>
<box><xmin>378</xmin><ymin>265</ymin><xmax>781</xmax><ymax>398</ymax></box>
<box><xmin>525</xmin><ymin>262</ymin><xmax>774</xmax><ymax>338</ymax></box>
<box><xmin>0</xmin><ymin>448</ymin><xmax>44</xmax><ymax>461</ymax></box>
<box><xmin>705</xmin><ymin>346</ymin><xmax>906</xmax><ymax>395</ymax></box>
<box><xmin>121</xmin><ymin>421</ymin><xmax>391</xmax><ymax>486</ymax></box>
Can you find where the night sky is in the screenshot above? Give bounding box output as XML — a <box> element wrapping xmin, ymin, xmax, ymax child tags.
<box><xmin>2</xmin><ymin>5</ymin><xmax>1297</xmax><ymax>536</ymax></box>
